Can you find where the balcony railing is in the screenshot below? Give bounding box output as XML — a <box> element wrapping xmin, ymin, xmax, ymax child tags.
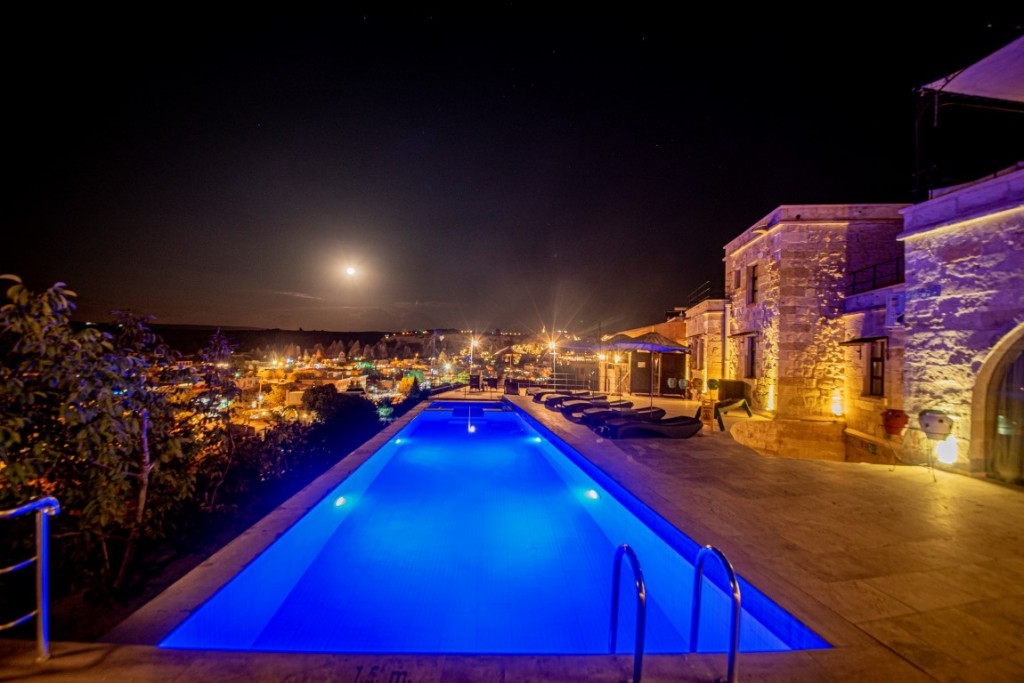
<box><xmin>846</xmin><ymin>256</ymin><xmax>904</xmax><ymax>295</ymax></box>
<box><xmin>686</xmin><ymin>281</ymin><xmax>726</xmax><ymax>307</ymax></box>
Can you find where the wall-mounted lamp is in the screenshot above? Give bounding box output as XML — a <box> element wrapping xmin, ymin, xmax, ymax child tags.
<box><xmin>831</xmin><ymin>390</ymin><xmax>844</xmax><ymax>417</ymax></box>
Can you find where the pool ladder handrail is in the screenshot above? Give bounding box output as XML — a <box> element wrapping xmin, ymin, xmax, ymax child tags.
<box><xmin>609</xmin><ymin>543</ymin><xmax>647</xmax><ymax>683</ymax></box>
<box><xmin>690</xmin><ymin>544</ymin><xmax>742</xmax><ymax>683</ymax></box>
<box><xmin>0</xmin><ymin>496</ymin><xmax>61</xmax><ymax>662</ymax></box>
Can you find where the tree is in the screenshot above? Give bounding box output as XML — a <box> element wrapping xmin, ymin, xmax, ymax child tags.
<box><xmin>302</xmin><ymin>384</ymin><xmax>339</xmax><ymax>419</ymax></box>
<box><xmin>301</xmin><ymin>385</ymin><xmax>380</xmax><ymax>451</ymax></box>
<box><xmin>184</xmin><ymin>330</ymin><xmax>242</xmax><ymax>513</ymax></box>
<box><xmin>0</xmin><ymin>278</ymin><xmax>193</xmax><ymax>589</ymax></box>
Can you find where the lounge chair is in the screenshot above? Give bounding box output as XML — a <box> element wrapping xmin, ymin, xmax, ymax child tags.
<box><xmin>693</xmin><ymin>380</ymin><xmax>753</xmax><ymax>431</ymax></box>
<box><xmin>469</xmin><ymin>375</ymin><xmax>482</xmax><ymax>391</ymax></box>
<box><xmin>531</xmin><ymin>390</ymin><xmax>563</xmax><ymax>403</ymax></box>
<box><xmin>544</xmin><ymin>393</ymin><xmax>604</xmax><ymax>410</ymax></box>
<box><xmin>587</xmin><ymin>406</ymin><xmax>666</xmax><ymax>429</ymax></box>
<box><xmin>588</xmin><ymin>398</ymin><xmax>633</xmax><ymax>409</ymax></box>
<box><xmin>600</xmin><ymin>416</ymin><xmax>703</xmax><ymax>439</ymax></box>
<box><xmin>561</xmin><ymin>399</ymin><xmax>632</xmax><ymax>420</ymax></box>
<box><xmin>558</xmin><ymin>399</ymin><xmax>596</xmax><ymax>417</ymax></box>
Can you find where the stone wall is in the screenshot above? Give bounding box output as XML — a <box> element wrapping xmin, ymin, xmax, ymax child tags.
<box><xmin>684</xmin><ymin>299</ymin><xmax>726</xmax><ymax>391</ymax></box>
<box><xmin>841</xmin><ymin>285</ymin><xmax>907</xmax><ymax>458</ymax></box>
<box><xmin>900</xmin><ymin>168</ymin><xmax>1024</xmax><ymax>473</ymax></box>
<box><xmin>775</xmin><ymin>223</ymin><xmax>849</xmax><ymax>420</ymax></box>
<box><xmin>730</xmin><ymin>418</ymin><xmax>847</xmax><ymax>460</ymax></box>
<box><xmin>723</xmin><ymin>204</ymin><xmax>907</xmax><ymax>459</ymax></box>
<box><xmin>724</xmin><ymin>229</ymin><xmax>779</xmax><ymax>412</ymax></box>
<box><xmin>846</xmin><ymin>220</ymin><xmax>905</xmax><ymax>273</ymax></box>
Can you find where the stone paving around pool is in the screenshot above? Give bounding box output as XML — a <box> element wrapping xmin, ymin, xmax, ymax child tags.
<box><xmin>1</xmin><ymin>391</ymin><xmax>1021</xmax><ymax>681</ymax></box>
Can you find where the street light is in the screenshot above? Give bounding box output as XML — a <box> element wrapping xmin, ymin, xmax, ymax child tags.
<box><xmin>548</xmin><ymin>341</ymin><xmax>557</xmax><ymax>390</ymax></box>
<box><xmin>465</xmin><ymin>337</ymin><xmax>478</xmax><ymax>395</ymax></box>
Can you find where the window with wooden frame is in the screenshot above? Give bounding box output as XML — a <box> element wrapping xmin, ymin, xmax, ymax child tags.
<box><xmin>865</xmin><ymin>339</ymin><xmax>885</xmax><ymax>396</ymax></box>
<box><xmin>745</xmin><ymin>336</ymin><xmax>757</xmax><ymax>379</ymax></box>
<box><xmin>747</xmin><ymin>264</ymin><xmax>759</xmax><ymax>304</ymax></box>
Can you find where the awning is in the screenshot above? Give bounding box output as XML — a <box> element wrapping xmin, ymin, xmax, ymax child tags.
<box><xmin>920</xmin><ymin>36</ymin><xmax>1024</xmax><ymax>104</ymax></box>
<box><xmin>839</xmin><ymin>336</ymin><xmax>887</xmax><ymax>346</ymax></box>
<box><xmin>729</xmin><ymin>330</ymin><xmax>757</xmax><ymax>338</ymax></box>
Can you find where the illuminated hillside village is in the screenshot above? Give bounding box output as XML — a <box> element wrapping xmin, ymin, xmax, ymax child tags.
<box><xmin>205</xmin><ymin>162</ymin><xmax>1021</xmax><ymax>486</ymax></box>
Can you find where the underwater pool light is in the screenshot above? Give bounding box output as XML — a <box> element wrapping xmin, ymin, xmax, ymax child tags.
<box><xmin>585</xmin><ymin>489</ymin><xmax>599</xmax><ymax>500</ymax></box>
<box><xmin>334</xmin><ymin>496</ymin><xmax>347</xmax><ymax>507</ymax></box>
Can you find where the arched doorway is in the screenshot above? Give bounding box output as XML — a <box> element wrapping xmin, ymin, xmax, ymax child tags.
<box><xmin>988</xmin><ymin>346</ymin><xmax>1024</xmax><ymax>485</ymax></box>
<box><xmin>979</xmin><ymin>325</ymin><xmax>1024</xmax><ymax>486</ymax></box>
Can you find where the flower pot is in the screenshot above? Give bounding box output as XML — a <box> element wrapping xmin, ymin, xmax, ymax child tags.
<box><xmin>881</xmin><ymin>409</ymin><xmax>909</xmax><ymax>436</ymax></box>
<box><xmin>918</xmin><ymin>409</ymin><xmax>953</xmax><ymax>441</ymax></box>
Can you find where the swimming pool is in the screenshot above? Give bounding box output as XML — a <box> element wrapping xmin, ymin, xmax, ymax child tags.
<box><xmin>160</xmin><ymin>401</ymin><xmax>828</xmax><ymax>654</ymax></box>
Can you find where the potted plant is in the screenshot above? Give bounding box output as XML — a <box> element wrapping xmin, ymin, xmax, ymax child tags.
<box><xmin>919</xmin><ymin>409</ymin><xmax>953</xmax><ymax>440</ymax></box>
<box><xmin>881</xmin><ymin>408</ymin><xmax>909</xmax><ymax>436</ymax></box>
<box><xmin>707</xmin><ymin>378</ymin><xmax>720</xmax><ymax>400</ymax></box>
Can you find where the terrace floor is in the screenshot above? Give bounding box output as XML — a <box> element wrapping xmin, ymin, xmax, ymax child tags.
<box><xmin>1</xmin><ymin>389</ymin><xmax>1022</xmax><ymax>681</ymax></box>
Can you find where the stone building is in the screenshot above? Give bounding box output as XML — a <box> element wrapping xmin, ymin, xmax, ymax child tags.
<box><xmin>897</xmin><ymin>165</ymin><xmax>1024</xmax><ymax>482</ymax></box>
<box><xmin>700</xmin><ymin>167</ymin><xmax>1023</xmax><ymax>485</ymax></box>
<box><xmin>683</xmin><ymin>298</ymin><xmax>726</xmax><ymax>394</ymax></box>
<box><xmin>719</xmin><ymin>204</ymin><xmax>908</xmax><ymax>459</ymax></box>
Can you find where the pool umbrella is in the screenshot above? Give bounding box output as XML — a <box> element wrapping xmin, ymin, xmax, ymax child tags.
<box><xmin>604</xmin><ymin>332</ymin><xmax>689</xmax><ymax>408</ymax></box>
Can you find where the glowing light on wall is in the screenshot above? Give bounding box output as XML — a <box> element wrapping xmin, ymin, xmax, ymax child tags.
<box><xmin>831</xmin><ymin>391</ymin><xmax>843</xmax><ymax>417</ymax></box>
<box><xmin>467</xmin><ymin>424</ymin><xmax>476</xmax><ymax>434</ymax></box>
<box><xmin>766</xmin><ymin>383</ymin><xmax>776</xmax><ymax>411</ymax></box>
<box><xmin>935</xmin><ymin>435</ymin><xmax>959</xmax><ymax>464</ymax></box>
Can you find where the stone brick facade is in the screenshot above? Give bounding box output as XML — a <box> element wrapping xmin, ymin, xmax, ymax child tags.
<box><xmin>840</xmin><ymin>285</ymin><xmax>907</xmax><ymax>462</ymax></box>
<box><xmin>714</xmin><ymin>167</ymin><xmax>1023</xmax><ymax>480</ymax></box>
<box><xmin>721</xmin><ymin>205</ymin><xmax>907</xmax><ymax>459</ymax></box>
<box><xmin>683</xmin><ymin>298</ymin><xmax>726</xmax><ymax>393</ymax></box>
<box><xmin>898</xmin><ymin>166</ymin><xmax>1024</xmax><ymax>474</ymax></box>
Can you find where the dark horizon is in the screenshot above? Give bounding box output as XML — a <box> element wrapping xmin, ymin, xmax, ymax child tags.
<box><xmin>6</xmin><ymin>10</ymin><xmax>1022</xmax><ymax>336</ymax></box>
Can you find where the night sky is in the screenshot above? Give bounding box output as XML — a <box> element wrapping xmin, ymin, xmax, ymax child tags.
<box><xmin>6</xmin><ymin>10</ymin><xmax>1022</xmax><ymax>334</ymax></box>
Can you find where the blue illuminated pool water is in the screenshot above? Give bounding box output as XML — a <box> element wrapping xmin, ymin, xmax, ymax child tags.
<box><xmin>160</xmin><ymin>401</ymin><xmax>828</xmax><ymax>654</ymax></box>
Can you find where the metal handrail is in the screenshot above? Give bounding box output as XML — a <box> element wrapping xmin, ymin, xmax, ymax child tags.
<box><xmin>690</xmin><ymin>545</ymin><xmax>742</xmax><ymax>683</ymax></box>
<box><xmin>609</xmin><ymin>544</ymin><xmax>647</xmax><ymax>683</ymax></box>
<box><xmin>846</xmin><ymin>255</ymin><xmax>905</xmax><ymax>295</ymax></box>
<box><xmin>0</xmin><ymin>496</ymin><xmax>61</xmax><ymax>662</ymax></box>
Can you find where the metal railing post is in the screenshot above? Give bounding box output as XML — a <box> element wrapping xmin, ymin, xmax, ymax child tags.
<box><xmin>36</xmin><ymin>507</ymin><xmax>50</xmax><ymax>661</ymax></box>
<box><xmin>690</xmin><ymin>545</ymin><xmax>742</xmax><ymax>683</ymax></box>
<box><xmin>609</xmin><ymin>544</ymin><xmax>647</xmax><ymax>683</ymax></box>
<box><xmin>0</xmin><ymin>496</ymin><xmax>60</xmax><ymax>662</ymax></box>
